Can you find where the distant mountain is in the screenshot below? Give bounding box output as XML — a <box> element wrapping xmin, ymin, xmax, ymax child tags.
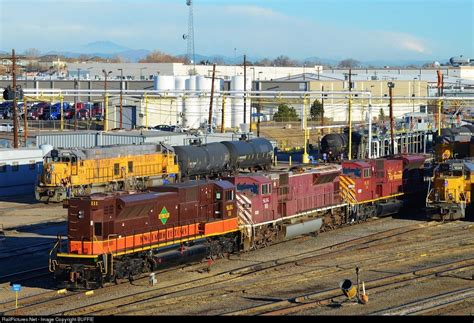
<box><xmin>79</xmin><ymin>41</ymin><xmax>130</xmax><ymax>54</ymax></box>
<box><xmin>5</xmin><ymin>40</ymin><xmax>447</xmax><ymax>67</ymax></box>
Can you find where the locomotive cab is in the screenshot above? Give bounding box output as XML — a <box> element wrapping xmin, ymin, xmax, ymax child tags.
<box><xmin>426</xmin><ymin>161</ymin><xmax>473</xmax><ymax>220</ymax></box>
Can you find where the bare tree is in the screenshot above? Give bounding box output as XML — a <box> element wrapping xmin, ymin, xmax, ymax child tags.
<box><xmin>273</xmin><ymin>55</ymin><xmax>297</xmax><ymax>67</ymax></box>
<box><xmin>254</xmin><ymin>58</ymin><xmax>272</xmax><ymax>66</ymax></box>
<box><xmin>338</xmin><ymin>58</ymin><xmax>361</xmax><ymax>68</ymax></box>
<box><xmin>139</xmin><ymin>50</ymin><xmax>186</xmax><ymax>63</ymax></box>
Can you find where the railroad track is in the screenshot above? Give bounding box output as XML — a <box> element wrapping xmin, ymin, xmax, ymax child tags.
<box><xmin>4</xmin><ymin>220</ymin><xmax>471</xmax><ymax>315</ymax></box>
<box><xmin>101</xmin><ymin>235</ymin><xmax>474</xmax><ymax>316</ymax></box>
<box><xmin>371</xmin><ymin>287</ymin><xmax>474</xmax><ymax>316</ymax></box>
<box><xmin>225</xmin><ymin>259</ymin><xmax>474</xmax><ymax>316</ymax></box>
<box><xmin>54</xmin><ymin>222</ymin><xmax>473</xmax><ymax>315</ymax></box>
<box><xmin>3</xmin><ymin>220</ymin><xmax>429</xmax><ymax>315</ymax></box>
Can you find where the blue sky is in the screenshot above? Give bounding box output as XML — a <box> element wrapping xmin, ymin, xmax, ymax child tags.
<box><xmin>1</xmin><ymin>0</ymin><xmax>472</xmax><ymax>60</ymax></box>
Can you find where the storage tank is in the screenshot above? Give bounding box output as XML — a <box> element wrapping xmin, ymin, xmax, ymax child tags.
<box><xmin>154</xmin><ymin>75</ymin><xmax>175</xmax><ymax>91</ymax></box>
<box><xmin>183</xmin><ymin>75</ymin><xmax>199</xmax><ymax>128</ymax></box>
<box><xmin>231</xmin><ymin>76</ymin><xmax>251</xmax><ymax>128</ymax></box>
<box><xmin>175</xmin><ymin>76</ymin><xmax>188</xmax><ymax>125</ymax></box>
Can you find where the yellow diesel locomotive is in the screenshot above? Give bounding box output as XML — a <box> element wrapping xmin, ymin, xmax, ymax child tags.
<box><xmin>426</xmin><ymin>159</ymin><xmax>473</xmax><ymax>220</ymax></box>
<box><xmin>35</xmin><ymin>144</ymin><xmax>179</xmax><ymax>202</ymax></box>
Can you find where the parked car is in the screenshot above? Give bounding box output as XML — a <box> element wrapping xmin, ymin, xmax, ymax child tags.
<box><xmin>154</xmin><ymin>124</ymin><xmax>186</xmax><ymax>133</ymax></box>
<box><xmin>91</xmin><ymin>102</ymin><xmax>104</xmax><ymax>120</ymax></box>
<box><xmin>77</xmin><ymin>108</ymin><xmax>90</xmax><ymax>120</ymax></box>
<box><xmin>2</xmin><ymin>104</ymin><xmax>25</xmax><ymax>120</ymax></box>
<box><xmin>0</xmin><ymin>123</ymin><xmax>23</xmax><ymax>132</ymax></box>
<box><xmin>64</xmin><ymin>108</ymin><xmax>76</xmax><ymax>120</ymax></box>
<box><xmin>28</xmin><ymin>102</ymin><xmax>49</xmax><ymax>120</ymax></box>
<box><xmin>43</xmin><ymin>102</ymin><xmax>71</xmax><ymax>120</ymax></box>
<box><xmin>0</xmin><ymin>102</ymin><xmax>12</xmax><ymax>119</ymax></box>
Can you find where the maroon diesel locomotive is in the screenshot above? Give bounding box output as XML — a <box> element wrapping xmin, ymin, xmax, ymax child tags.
<box><xmin>50</xmin><ymin>154</ymin><xmax>426</xmax><ymax>289</ymax></box>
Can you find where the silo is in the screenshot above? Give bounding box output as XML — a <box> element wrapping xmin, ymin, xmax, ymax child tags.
<box><xmin>197</xmin><ymin>76</ymin><xmax>211</xmax><ymax>128</ymax></box>
<box><xmin>153</xmin><ymin>75</ymin><xmax>175</xmax><ymax>91</ymax></box>
<box><xmin>175</xmin><ymin>76</ymin><xmax>188</xmax><ymax>125</ymax></box>
<box><xmin>183</xmin><ymin>75</ymin><xmax>200</xmax><ymax>129</ymax></box>
<box><xmin>231</xmin><ymin>76</ymin><xmax>251</xmax><ymax>128</ymax></box>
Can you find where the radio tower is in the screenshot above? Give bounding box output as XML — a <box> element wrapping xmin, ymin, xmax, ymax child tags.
<box><xmin>183</xmin><ymin>0</ymin><xmax>196</xmax><ymax>74</ymax></box>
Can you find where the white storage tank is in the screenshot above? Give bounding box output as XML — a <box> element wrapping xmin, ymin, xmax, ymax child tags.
<box><xmin>175</xmin><ymin>76</ymin><xmax>188</xmax><ymax>125</ymax></box>
<box><xmin>175</xmin><ymin>76</ymin><xmax>188</xmax><ymax>91</ymax></box>
<box><xmin>231</xmin><ymin>76</ymin><xmax>251</xmax><ymax>128</ymax></box>
<box><xmin>154</xmin><ymin>75</ymin><xmax>175</xmax><ymax>91</ymax></box>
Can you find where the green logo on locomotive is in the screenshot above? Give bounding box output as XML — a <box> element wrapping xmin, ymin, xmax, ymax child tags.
<box><xmin>159</xmin><ymin>206</ymin><xmax>170</xmax><ymax>225</ymax></box>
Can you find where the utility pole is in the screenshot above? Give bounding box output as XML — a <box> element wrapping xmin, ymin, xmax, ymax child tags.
<box><xmin>74</xmin><ymin>79</ymin><xmax>78</xmax><ymax>130</ymax></box>
<box><xmin>347</xmin><ymin>69</ymin><xmax>354</xmax><ymax>160</ymax></box>
<box><xmin>321</xmin><ymin>85</ymin><xmax>325</xmax><ymax>135</ymax></box>
<box><xmin>10</xmin><ymin>50</ymin><xmax>19</xmax><ymax>148</ymax></box>
<box><xmin>221</xmin><ymin>95</ymin><xmax>226</xmax><ymax>133</ymax></box>
<box><xmin>118</xmin><ymin>68</ymin><xmax>123</xmax><ymax>129</ymax></box>
<box><xmin>243</xmin><ymin>54</ymin><xmax>247</xmax><ymax>125</ymax></box>
<box><xmin>388</xmin><ymin>82</ymin><xmax>396</xmax><ymax>155</ymax></box>
<box><xmin>257</xmin><ymin>99</ymin><xmax>261</xmax><ymax>137</ymax></box>
<box><xmin>102</xmin><ymin>69</ymin><xmax>111</xmax><ymax>131</ymax></box>
<box><xmin>208</xmin><ymin>64</ymin><xmax>216</xmax><ymax>133</ymax></box>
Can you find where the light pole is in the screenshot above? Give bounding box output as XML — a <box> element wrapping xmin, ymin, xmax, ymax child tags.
<box><xmin>388</xmin><ymin>82</ymin><xmax>395</xmax><ymax>155</ymax></box>
<box><xmin>102</xmin><ymin>69</ymin><xmax>112</xmax><ymax>131</ymax></box>
<box><xmin>234</xmin><ymin>48</ymin><xmax>237</xmax><ymax>75</ymax></box>
<box><xmin>118</xmin><ymin>68</ymin><xmax>123</xmax><ymax>128</ymax></box>
<box><xmin>368</xmin><ymin>85</ymin><xmax>374</xmax><ymax>158</ymax></box>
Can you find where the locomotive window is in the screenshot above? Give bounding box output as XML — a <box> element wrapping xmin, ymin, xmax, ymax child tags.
<box><xmin>12</xmin><ymin>162</ymin><xmax>19</xmax><ymax>172</ymax></box>
<box><xmin>114</xmin><ymin>163</ymin><xmax>120</xmax><ymax>176</ymax></box>
<box><xmin>343</xmin><ymin>168</ymin><xmax>361</xmax><ymax>177</ymax></box>
<box><xmin>237</xmin><ymin>184</ymin><xmax>258</xmax><ymax>195</ymax></box>
<box><xmin>225</xmin><ymin>190</ymin><xmax>234</xmax><ymax>201</ymax></box>
<box><xmin>363</xmin><ymin>169</ymin><xmax>371</xmax><ymax>178</ymax></box>
<box><xmin>262</xmin><ymin>184</ymin><xmax>271</xmax><ymax>195</ymax></box>
<box><xmin>216</xmin><ymin>192</ymin><xmax>222</xmax><ymax>200</ymax></box>
<box><xmin>0</xmin><ymin>163</ymin><xmax>5</xmax><ymax>173</ymax></box>
<box><xmin>71</xmin><ymin>156</ymin><xmax>77</xmax><ymax>165</ymax></box>
<box><xmin>94</xmin><ymin>222</ymin><xmax>102</xmax><ymax>237</ymax></box>
<box><xmin>128</xmin><ymin>161</ymin><xmax>134</xmax><ymax>173</ymax></box>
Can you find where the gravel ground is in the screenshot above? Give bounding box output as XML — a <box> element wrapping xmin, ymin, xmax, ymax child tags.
<box><xmin>1</xmin><ymin>208</ymin><xmax>473</xmax><ymax>316</ymax></box>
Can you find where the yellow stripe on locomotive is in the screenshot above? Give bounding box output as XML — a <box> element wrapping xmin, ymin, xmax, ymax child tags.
<box><xmin>35</xmin><ymin>144</ymin><xmax>179</xmax><ymax>203</ymax></box>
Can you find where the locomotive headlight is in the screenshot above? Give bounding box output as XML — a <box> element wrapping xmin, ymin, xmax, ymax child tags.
<box><xmin>78</xmin><ymin>210</ymin><xmax>84</xmax><ymax>219</ymax></box>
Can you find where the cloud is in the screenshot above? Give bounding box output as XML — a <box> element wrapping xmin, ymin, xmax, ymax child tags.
<box><xmin>0</xmin><ymin>1</ymin><xmax>436</xmax><ymax>59</ymax></box>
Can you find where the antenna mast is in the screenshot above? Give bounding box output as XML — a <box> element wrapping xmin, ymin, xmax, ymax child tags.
<box><xmin>185</xmin><ymin>0</ymin><xmax>196</xmax><ymax>74</ymax></box>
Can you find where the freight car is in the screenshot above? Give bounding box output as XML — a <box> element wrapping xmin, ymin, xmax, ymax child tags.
<box><xmin>320</xmin><ymin>131</ymin><xmax>362</xmax><ymax>161</ymax></box>
<box><xmin>426</xmin><ymin>159</ymin><xmax>473</xmax><ymax>220</ymax></box>
<box><xmin>173</xmin><ymin>138</ymin><xmax>273</xmax><ymax>178</ymax></box>
<box><xmin>50</xmin><ymin>154</ymin><xmax>425</xmax><ymax>289</ymax></box>
<box><xmin>38</xmin><ymin>138</ymin><xmax>274</xmax><ymax>203</ymax></box>
<box><xmin>35</xmin><ymin>143</ymin><xmax>179</xmax><ymax>203</ymax></box>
